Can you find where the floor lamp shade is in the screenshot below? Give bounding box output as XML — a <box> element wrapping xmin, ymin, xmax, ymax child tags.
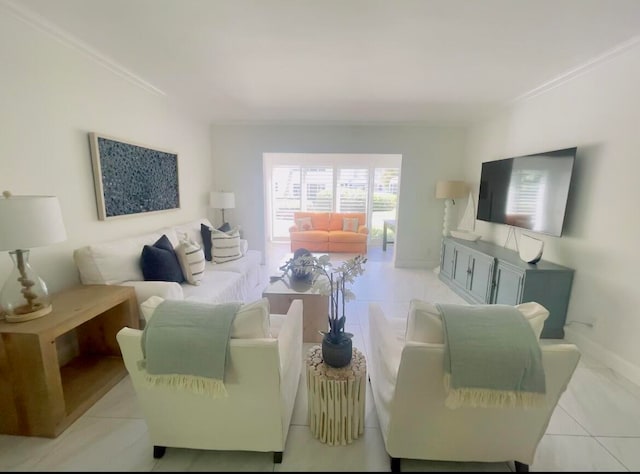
<box><xmin>209</xmin><ymin>191</ymin><xmax>235</xmax><ymax>224</ymax></box>
<box><xmin>0</xmin><ymin>193</ymin><xmax>67</xmax><ymax>322</ymax></box>
<box><xmin>435</xmin><ymin>180</ymin><xmax>468</xmax><ymax>200</ymax></box>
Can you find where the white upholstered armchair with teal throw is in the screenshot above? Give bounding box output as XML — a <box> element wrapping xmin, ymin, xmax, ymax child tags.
<box><xmin>116</xmin><ymin>297</ymin><xmax>303</xmax><ymax>464</ymax></box>
<box><xmin>367</xmin><ymin>299</ymin><xmax>580</xmax><ymax>473</ymax></box>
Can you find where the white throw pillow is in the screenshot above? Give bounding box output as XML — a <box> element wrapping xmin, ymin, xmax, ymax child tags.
<box><xmin>342</xmin><ymin>217</ymin><xmax>359</xmax><ymax>232</ymax></box>
<box><xmin>233</xmin><ymin>298</ymin><xmax>271</xmax><ymax>338</ymax></box>
<box><xmin>211</xmin><ymin>227</ymin><xmax>242</xmax><ymax>263</ymax></box>
<box><xmin>140</xmin><ymin>296</ymin><xmax>271</xmax><ymax>338</ymax></box>
<box><xmin>295</xmin><ymin>216</ymin><xmax>313</xmax><ymax>231</ymax></box>
<box><xmin>175</xmin><ymin>232</ymin><xmax>205</xmax><ymax>285</ymax></box>
<box><xmin>405</xmin><ymin>299</ymin><xmax>549</xmax><ymax>343</ymax></box>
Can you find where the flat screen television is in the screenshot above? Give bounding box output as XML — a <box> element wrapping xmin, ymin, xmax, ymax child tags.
<box><xmin>477</xmin><ymin>147</ymin><xmax>576</xmax><ymax>237</ymax></box>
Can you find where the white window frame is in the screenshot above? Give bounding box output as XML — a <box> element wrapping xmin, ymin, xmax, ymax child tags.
<box><xmin>263</xmin><ymin>153</ymin><xmax>402</xmax><ymax>241</ymax></box>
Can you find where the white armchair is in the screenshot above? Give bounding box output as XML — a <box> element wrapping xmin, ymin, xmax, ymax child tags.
<box><xmin>116</xmin><ymin>299</ymin><xmax>303</xmax><ymax>463</ymax></box>
<box><xmin>368</xmin><ymin>301</ymin><xmax>580</xmax><ymax>472</ymax></box>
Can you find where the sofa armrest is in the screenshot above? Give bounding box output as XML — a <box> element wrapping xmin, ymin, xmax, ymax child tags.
<box><xmin>276</xmin><ymin>300</ymin><xmax>303</xmax><ymax>374</ymax></box>
<box><xmin>289</xmin><ymin>224</ymin><xmax>299</xmax><ymax>233</ymax></box>
<box><xmin>368</xmin><ymin>303</ymin><xmax>404</xmax><ymax>385</ymax></box>
<box><xmin>121</xmin><ymin>280</ymin><xmax>184</xmax><ymax>306</ymax></box>
<box><xmin>358</xmin><ymin>225</ymin><xmax>369</xmax><ymax>234</ymax></box>
<box><xmin>239</xmin><ymin>239</ymin><xmax>249</xmax><ymax>256</ymax></box>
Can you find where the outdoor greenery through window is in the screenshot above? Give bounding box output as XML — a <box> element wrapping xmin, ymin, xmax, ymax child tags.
<box><xmin>264</xmin><ymin>154</ymin><xmax>401</xmax><ymax>241</ymax></box>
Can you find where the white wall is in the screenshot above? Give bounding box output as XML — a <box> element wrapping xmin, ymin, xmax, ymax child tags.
<box><xmin>464</xmin><ymin>43</ymin><xmax>640</xmax><ymax>383</ymax></box>
<box><xmin>0</xmin><ymin>8</ymin><xmax>213</xmax><ymax>294</ymax></box>
<box><xmin>210</xmin><ymin>123</ymin><xmax>467</xmax><ymax>267</ymax></box>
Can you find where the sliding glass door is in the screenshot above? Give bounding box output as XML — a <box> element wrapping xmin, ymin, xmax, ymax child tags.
<box><xmin>271</xmin><ymin>166</ymin><xmax>333</xmax><ymax>238</ymax></box>
<box><xmin>264</xmin><ymin>154</ymin><xmax>402</xmax><ymax>242</ymax></box>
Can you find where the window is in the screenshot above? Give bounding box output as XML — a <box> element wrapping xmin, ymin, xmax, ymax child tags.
<box><xmin>264</xmin><ymin>154</ymin><xmax>402</xmax><ymax>241</ymax></box>
<box><xmin>370</xmin><ymin>168</ymin><xmax>400</xmax><ymax>240</ymax></box>
<box><xmin>337</xmin><ymin>168</ymin><xmax>368</xmax><ymax>213</ymax></box>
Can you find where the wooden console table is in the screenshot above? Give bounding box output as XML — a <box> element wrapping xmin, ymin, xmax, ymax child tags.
<box><xmin>0</xmin><ymin>284</ymin><xmax>139</xmax><ymax>437</ymax></box>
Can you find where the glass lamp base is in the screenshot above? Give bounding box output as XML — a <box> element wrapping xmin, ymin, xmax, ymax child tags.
<box><xmin>4</xmin><ymin>303</ymin><xmax>52</xmax><ymax>323</ymax></box>
<box><xmin>0</xmin><ymin>249</ymin><xmax>52</xmax><ymax>323</ymax></box>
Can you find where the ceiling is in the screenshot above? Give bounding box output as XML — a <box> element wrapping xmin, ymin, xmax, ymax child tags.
<box><xmin>8</xmin><ymin>0</ymin><xmax>640</xmax><ymax>124</ymax></box>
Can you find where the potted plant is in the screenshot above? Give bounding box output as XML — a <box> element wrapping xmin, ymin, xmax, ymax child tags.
<box><xmin>280</xmin><ymin>251</ymin><xmax>367</xmax><ymax>368</ymax></box>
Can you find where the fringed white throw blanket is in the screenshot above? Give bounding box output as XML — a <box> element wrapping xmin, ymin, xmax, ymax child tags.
<box><xmin>436</xmin><ymin>303</ymin><xmax>546</xmax><ymax>409</ymax></box>
<box><xmin>139</xmin><ymin>300</ymin><xmax>241</xmax><ymax>398</ymax></box>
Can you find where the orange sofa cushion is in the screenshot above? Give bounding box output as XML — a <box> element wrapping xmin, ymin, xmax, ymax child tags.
<box><xmin>328</xmin><ymin>231</ymin><xmax>367</xmax><ymax>243</ymax></box>
<box><xmin>289</xmin><ymin>230</ymin><xmax>329</xmax><ymax>243</ymax></box>
<box><xmin>328</xmin><ymin>242</ymin><xmax>366</xmax><ymax>253</ymax></box>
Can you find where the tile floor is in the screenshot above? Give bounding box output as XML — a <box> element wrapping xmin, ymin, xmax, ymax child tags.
<box><xmin>2</xmin><ymin>243</ymin><xmax>640</xmax><ymax>471</ymax></box>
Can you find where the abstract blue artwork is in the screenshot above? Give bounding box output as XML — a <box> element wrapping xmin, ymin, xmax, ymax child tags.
<box><xmin>89</xmin><ymin>133</ymin><xmax>180</xmax><ymax>220</ymax></box>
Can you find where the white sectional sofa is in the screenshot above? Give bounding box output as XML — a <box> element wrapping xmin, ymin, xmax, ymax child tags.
<box><xmin>73</xmin><ymin>218</ymin><xmax>265</xmax><ymax>320</ymax></box>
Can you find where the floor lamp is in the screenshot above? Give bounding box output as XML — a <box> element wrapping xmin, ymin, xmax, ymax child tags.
<box><xmin>433</xmin><ymin>180</ymin><xmax>467</xmax><ymax>274</ymax></box>
<box><xmin>0</xmin><ymin>192</ymin><xmax>67</xmax><ymax>322</ymax></box>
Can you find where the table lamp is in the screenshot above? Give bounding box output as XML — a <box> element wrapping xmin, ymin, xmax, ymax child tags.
<box><xmin>209</xmin><ymin>191</ymin><xmax>235</xmax><ymax>226</ymax></box>
<box><xmin>435</xmin><ymin>180</ymin><xmax>468</xmax><ymax>237</ymax></box>
<box><xmin>0</xmin><ymin>192</ymin><xmax>67</xmax><ymax>322</ymax></box>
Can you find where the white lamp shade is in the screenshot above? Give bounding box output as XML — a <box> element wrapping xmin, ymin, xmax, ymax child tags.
<box><xmin>0</xmin><ymin>195</ymin><xmax>67</xmax><ymax>250</ymax></box>
<box><xmin>435</xmin><ymin>180</ymin><xmax>468</xmax><ymax>199</ymax></box>
<box><xmin>209</xmin><ymin>191</ymin><xmax>235</xmax><ymax>209</ymax></box>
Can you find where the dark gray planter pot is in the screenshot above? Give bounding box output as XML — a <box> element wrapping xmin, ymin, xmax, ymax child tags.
<box><xmin>321</xmin><ymin>335</ymin><xmax>353</xmax><ymax>368</ymax></box>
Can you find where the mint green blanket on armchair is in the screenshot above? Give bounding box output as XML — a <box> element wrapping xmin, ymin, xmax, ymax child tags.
<box><xmin>140</xmin><ymin>300</ymin><xmax>241</xmax><ymax>398</ymax></box>
<box><xmin>436</xmin><ymin>303</ymin><xmax>546</xmax><ymax>409</ymax></box>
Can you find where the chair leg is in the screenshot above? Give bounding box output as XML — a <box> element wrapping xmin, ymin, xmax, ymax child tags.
<box><xmin>273</xmin><ymin>451</ymin><xmax>283</xmax><ymax>464</ymax></box>
<box><xmin>390</xmin><ymin>456</ymin><xmax>401</xmax><ymax>473</ymax></box>
<box><xmin>153</xmin><ymin>445</ymin><xmax>166</xmax><ymax>459</ymax></box>
<box><xmin>514</xmin><ymin>461</ymin><xmax>529</xmax><ymax>472</ymax></box>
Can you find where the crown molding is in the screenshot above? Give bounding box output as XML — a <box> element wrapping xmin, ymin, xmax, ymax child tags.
<box><xmin>511</xmin><ymin>35</ymin><xmax>640</xmax><ymax>105</ymax></box>
<box><xmin>1</xmin><ymin>0</ymin><xmax>165</xmax><ymax>97</ymax></box>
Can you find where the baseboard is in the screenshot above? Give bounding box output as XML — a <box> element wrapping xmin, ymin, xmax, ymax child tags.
<box><xmin>565</xmin><ymin>325</ymin><xmax>640</xmax><ymax>387</ymax></box>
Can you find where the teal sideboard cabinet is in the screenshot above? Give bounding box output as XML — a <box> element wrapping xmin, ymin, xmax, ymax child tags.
<box><xmin>439</xmin><ymin>237</ymin><xmax>574</xmax><ymax>338</ymax></box>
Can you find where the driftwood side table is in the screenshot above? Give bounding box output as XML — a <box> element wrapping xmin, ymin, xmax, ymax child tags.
<box><xmin>306</xmin><ymin>345</ymin><xmax>366</xmax><ymax>446</ymax></box>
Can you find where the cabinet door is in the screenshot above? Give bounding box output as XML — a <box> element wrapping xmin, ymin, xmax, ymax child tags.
<box><xmin>440</xmin><ymin>239</ymin><xmax>455</xmax><ymax>279</ymax></box>
<box><xmin>451</xmin><ymin>247</ymin><xmax>470</xmax><ymax>289</ymax></box>
<box><xmin>492</xmin><ymin>263</ymin><xmax>524</xmax><ymax>305</ymax></box>
<box><xmin>468</xmin><ymin>254</ymin><xmax>494</xmax><ymax>303</ymax></box>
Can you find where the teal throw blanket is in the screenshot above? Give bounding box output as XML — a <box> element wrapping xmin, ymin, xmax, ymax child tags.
<box><xmin>436</xmin><ymin>303</ymin><xmax>546</xmax><ymax>409</ymax></box>
<box><xmin>140</xmin><ymin>300</ymin><xmax>241</xmax><ymax>398</ymax></box>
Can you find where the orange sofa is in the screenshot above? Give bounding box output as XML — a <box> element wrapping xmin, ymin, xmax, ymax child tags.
<box><xmin>289</xmin><ymin>212</ymin><xmax>368</xmax><ymax>254</ymax></box>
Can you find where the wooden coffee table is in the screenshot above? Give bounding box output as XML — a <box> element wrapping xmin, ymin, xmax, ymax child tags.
<box><xmin>262</xmin><ymin>275</ymin><xmax>329</xmax><ymax>343</ymax></box>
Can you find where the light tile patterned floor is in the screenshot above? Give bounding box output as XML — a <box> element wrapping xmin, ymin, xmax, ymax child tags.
<box><xmin>1</xmin><ymin>242</ymin><xmax>639</xmax><ymax>471</ymax></box>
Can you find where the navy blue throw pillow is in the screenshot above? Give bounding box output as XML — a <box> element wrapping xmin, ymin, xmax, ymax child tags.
<box><xmin>141</xmin><ymin>234</ymin><xmax>185</xmax><ymax>283</ymax></box>
<box><xmin>200</xmin><ymin>224</ymin><xmax>213</xmax><ymax>262</ymax></box>
<box><xmin>218</xmin><ymin>222</ymin><xmax>231</xmax><ymax>233</ymax></box>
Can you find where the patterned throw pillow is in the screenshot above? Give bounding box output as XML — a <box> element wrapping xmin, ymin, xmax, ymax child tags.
<box><xmin>175</xmin><ymin>233</ymin><xmax>206</xmax><ymax>285</ymax></box>
<box><xmin>295</xmin><ymin>216</ymin><xmax>313</xmax><ymax>231</ymax></box>
<box><xmin>342</xmin><ymin>217</ymin><xmax>359</xmax><ymax>232</ymax></box>
<box><xmin>211</xmin><ymin>227</ymin><xmax>242</xmax><ymax>263</ymax></box>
